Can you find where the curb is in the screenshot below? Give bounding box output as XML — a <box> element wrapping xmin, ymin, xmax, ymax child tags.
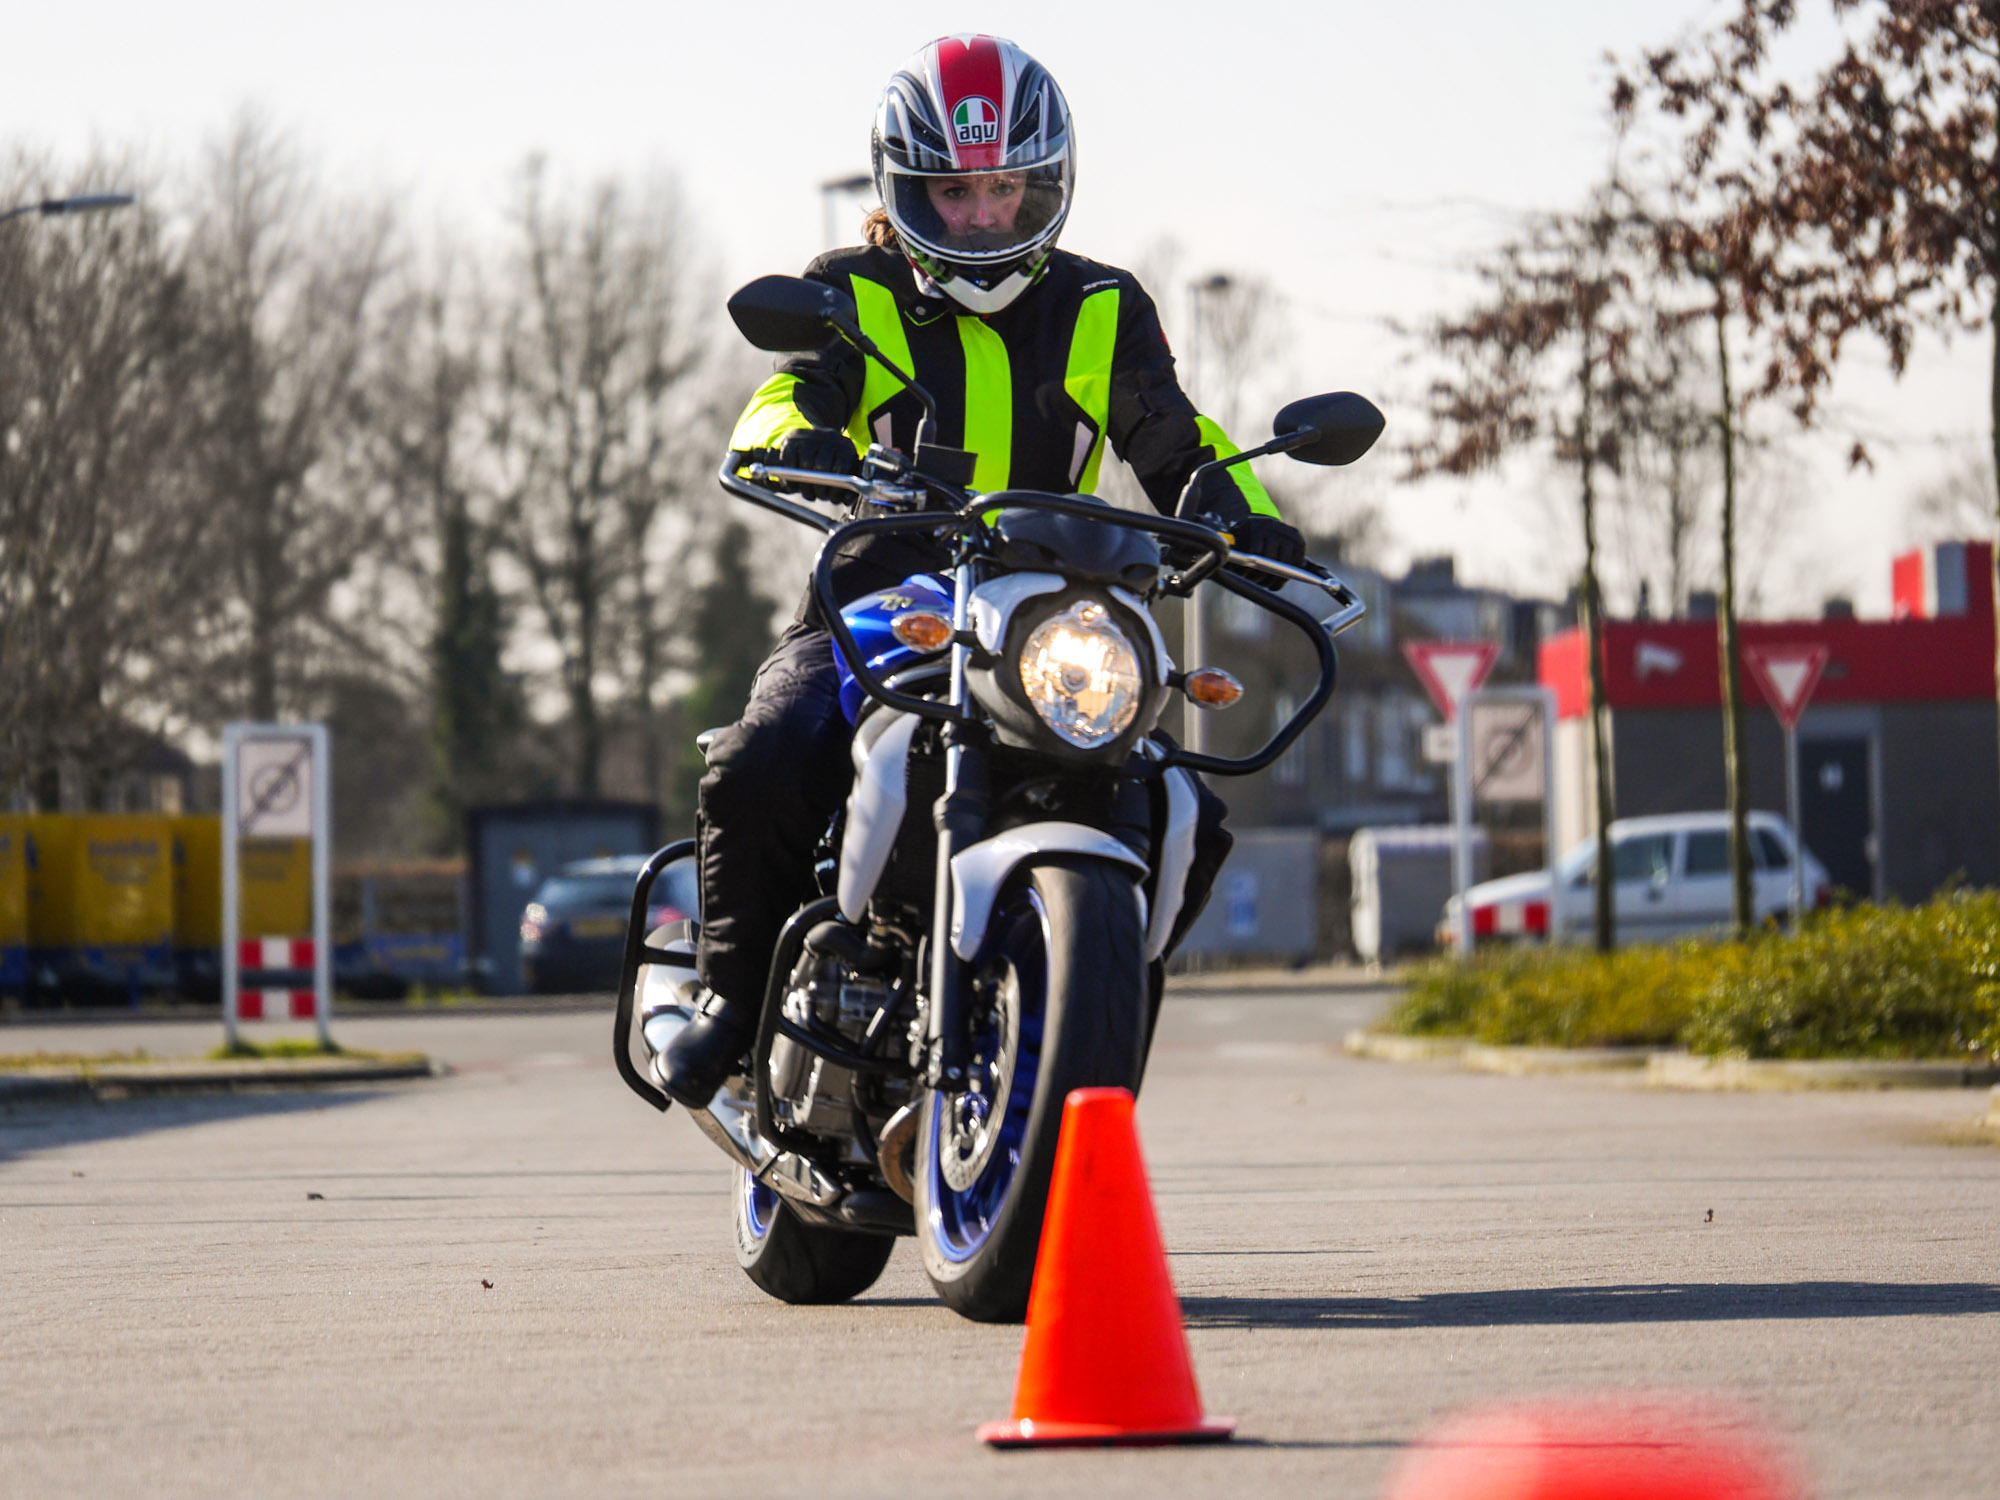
<box><xmin>0</xmin><ymin>1055</ymin><xmax>443</xmax><ymax>1100</ymax></box>
<box><xmin>1343</xmin><ymin>1030</ymin><xmax>1653</xmax><ymax>1074</ymax></box>
<box><xmin>1649</xmin><ymin>1054</ymin><xmax>2000</xmax><ymax>1092</ymax></box>
<box><xmin>1170</xmin><ymin>964</ymin><xmax>1403</xmax><ymax>996</ymax></box>
<box><xmin>1344</xmin><ymin>1030</ymin><xmax>2000</xmax><ymax>1092</ymax></box>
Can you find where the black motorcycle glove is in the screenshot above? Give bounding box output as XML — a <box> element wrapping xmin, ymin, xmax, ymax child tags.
<box><xmin>1226</xmin><ymin>513</ymin><xmax>1307</xmax><ymax>588</ymax></box>
<box><xmin>775</xmin><ymin>427</ymin><xmax>861</xmax><ymax>502</ymax></box>
<box><xmin>1178</xmin><ymin>467</ymin><xmax>1304</xmax><ymax>589</ymax></box>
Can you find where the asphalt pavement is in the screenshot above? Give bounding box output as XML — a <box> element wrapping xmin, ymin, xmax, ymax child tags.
<box><xmin>2</xmin><ymin>981</ymin><xmax>1996</xmax><ymax>1498</ymax></box>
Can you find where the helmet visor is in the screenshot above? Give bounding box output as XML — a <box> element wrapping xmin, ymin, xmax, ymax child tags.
<box><xmin>885</xmin><ymin>157</ymin><xmax>1069</xmax><ymax>267</ymax></box>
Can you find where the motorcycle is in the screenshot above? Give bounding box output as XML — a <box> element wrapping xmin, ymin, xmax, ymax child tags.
<box><xmin>613</xmin><ymin>273</ymin><xmax>1383</xmax><ymax>1323</ymax></box>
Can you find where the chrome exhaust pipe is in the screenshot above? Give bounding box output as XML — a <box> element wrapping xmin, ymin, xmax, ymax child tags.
<box><xmin>876</xmin><ymin>1100</ymin><xmax>922</xmax><ymax>1204</ymax></box>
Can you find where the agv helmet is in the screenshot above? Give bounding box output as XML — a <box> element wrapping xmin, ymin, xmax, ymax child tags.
<box><xmin>871</xmin><ymin>34</ymin><xmax>1074</xmax><ymax>314</ymax></box>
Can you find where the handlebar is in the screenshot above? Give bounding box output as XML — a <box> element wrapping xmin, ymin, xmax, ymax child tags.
<box><xmin>717</xmin><ymin>459</ymin><xmax>1369</xmax><ymax>773</ymax></box>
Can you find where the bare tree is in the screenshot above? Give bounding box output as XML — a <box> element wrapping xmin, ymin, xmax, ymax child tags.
<box><xmin>1405</xmin><ymin>181</ymin><xmax>1671</xmax><ymax>951</ymax></box>
<box><xmin>1608</xmin><ymin>315</ymin><xmax>1717</xmax><ymax>615</ymax></box>
<box><xmin>1909</xmin><ymin>439</ymin><xmax>1998</xmax><ymax>541</ymax></box>
<box><xmin>0</xmin><ymin>156</ymin><xmax>211</xmax><ymax>806</ymax></box>
<box><xmin>361</xmin><ymin>243</ymin><xmax>533</xmax><ymax>848</ymax></box>
<box><xmin>180</xmin><ymin>112</ymin><xmax>399</xmax><ymax>725</ymax></box>
<box><xmin>484</xmin><ymin>159</ymin><xmax>704</xmax><ymax>797</ymax></box>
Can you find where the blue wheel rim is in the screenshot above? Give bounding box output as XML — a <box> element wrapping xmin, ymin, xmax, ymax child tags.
<box><xmin>926</xmin><ymin>888</ymin><xmax>1048</xmax><ymax>1264</ymax></box>
<box><xmin>741</xmin><ymin>1168</ymin><xmax>778</xmax><ymax>1241</ymax></box>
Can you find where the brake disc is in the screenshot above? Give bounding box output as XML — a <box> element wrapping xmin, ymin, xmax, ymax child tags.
<box><xmin>939</xmin><ymin>966</ymin><xmax>1020</xmax><ymax>1193</ymax></box>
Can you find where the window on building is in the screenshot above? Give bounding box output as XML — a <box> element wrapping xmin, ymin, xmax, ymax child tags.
<box><xmin>1221</xmin><ymin>589</ymin><xmax>1270</xmax><ymax>639</ymax></box>
<box><xmin>1273</xmin><ymin>694</ymin><xmax>1304</xmax><ymax>787</ymax></box>
<box><xmin>1377</xmin><ymin>695</ymin><xmax>1411</xmax><ymax>790</ymax></box>
<box><xmin>1344</xmin><ymin>703</ymin><xmax>1370</xmax><ymax>786</ymax></box>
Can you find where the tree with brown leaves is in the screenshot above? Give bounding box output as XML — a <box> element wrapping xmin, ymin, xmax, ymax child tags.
<box><xmin>1631</xmin><ymin>0</ymin><xmax>2000</xmax><ymax>864</ymax></box>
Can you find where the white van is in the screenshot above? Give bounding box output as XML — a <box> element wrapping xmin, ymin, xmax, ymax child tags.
<box><xmin>1441</xmin><ymin>811</ymin><xmax>1833</xmax><ymax>947</ymax></box>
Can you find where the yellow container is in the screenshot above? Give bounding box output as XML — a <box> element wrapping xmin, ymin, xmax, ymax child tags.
<box><xmin>172</xmin><ymin>816</ymin><xmax>223</xmax><ymax>950</ymax></box>
<box><xmin>241</xmin><ymin>838</ymin><xmax>312</xmax><ymax>938</ymax></box>
<box><xmin>75</xmin><ymin>816</ymin><xmax>174</xmax><ymax>953</ymax></box>
<box><xmin>25</xmin><ymin>814</ymin><xmax>80</xmax><ymax>952</ymax></box>
<box><xmin>0</xmin><ymin>814</ymin><xmax>26</xmax><ymax>987</ymax></box>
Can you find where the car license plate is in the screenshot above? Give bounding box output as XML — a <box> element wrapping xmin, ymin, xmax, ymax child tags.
<box><xmin>570</xmin><ymin>917</ymin><xmax>624</xmax><ymax>938</ymax></box>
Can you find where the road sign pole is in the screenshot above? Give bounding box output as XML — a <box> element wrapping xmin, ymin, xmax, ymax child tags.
<box><xmin>1742</xmin><ymin>643</ymin><xmax>1830</xmax><ymax>929</ymax></box>
<box><xmin>1539</xmin><ymin>691</ymin><xmax>1559</xmax><ymax>945</ymax></box>
<box><xmin>1454</xmin><ymin>705</ymin><xmax>1474</xmax><ymax>955</ymax></box>
<box><xmin>221</xmin><ymin>724</ymin><xmax>241</xmax><ymax>1051</ymax></box>
<box><xmin>1785</xmin><ymin>722</ymin><xmax>1803</xmax><ymax>925</ymax></box>
<box><xmin>310</xmin><ymin>723</ymin><xmax>332</xmax><ymax>1049</ymax></box>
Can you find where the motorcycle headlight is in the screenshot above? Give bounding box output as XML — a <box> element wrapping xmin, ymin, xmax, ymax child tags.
<box><xmin>1018</xmin><ymin>600</ymin><xmax>1144</xmax><ymax>748</ymax></box>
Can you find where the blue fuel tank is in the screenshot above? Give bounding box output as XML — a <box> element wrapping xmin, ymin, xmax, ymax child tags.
<box><xmin>835</xmin><ymin>573</ymin><xmax>954</xmax><ymax>724</ymax></box>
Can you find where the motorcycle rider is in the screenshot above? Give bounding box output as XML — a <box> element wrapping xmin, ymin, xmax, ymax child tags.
<box><xmin>661</xmin><ymin>32</ymin><xmax>1306</xmax><ymax>1108</ymax></box>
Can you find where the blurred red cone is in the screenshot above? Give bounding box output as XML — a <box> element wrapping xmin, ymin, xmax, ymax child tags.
<box><xmin>1382</xmin><ymin>1394</ymin><xmax>1802</xmax><ymax>1500</ymax></box>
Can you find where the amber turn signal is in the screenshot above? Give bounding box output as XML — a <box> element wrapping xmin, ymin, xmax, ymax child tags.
<box><xmin>890</xmin><ymin>610</ymin><xmax>953</xmax><ymax>652</ymax></box>
<box><xmin>1183</xmin><ymin>668</ymin><xmax>1243</xmax><ymax>709</ymax></box>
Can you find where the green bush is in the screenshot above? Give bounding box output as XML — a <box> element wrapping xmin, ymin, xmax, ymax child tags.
<box><xmin>1388</xmin><ymin>891</ymin><xmax>2000</xmax><ymax>1061</ymax></box>
<box><xmin>1683</xmin><ymin>892</ymin><xmax>2000</xmax><ymax>1060</ymax></box>
<box><xmin>1393</xmin><ymin>943</ymin><xmax>1703</xmax><ymax>1049</ymax></box>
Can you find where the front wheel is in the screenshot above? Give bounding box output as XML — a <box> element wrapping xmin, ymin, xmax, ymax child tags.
<box><xmin>731</xmin><ymin>1169</ymin><xmax>895</xmax><ymax>1304</ymax></box>
<box><xmin>915</xmin><ymin>859</ymin><xmax>1147</xmax><ymax>1323</ymax></box>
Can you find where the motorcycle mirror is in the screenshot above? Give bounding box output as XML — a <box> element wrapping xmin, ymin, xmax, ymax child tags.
<box><xmin>1272</xmin><ymin>392</ymin><xmax>1386</xmax><ymax>467</ymax></box>
<box><xmin>726</xmin><ymin>275</ymin><xmax>856</xmax><ymax>352</ymax></box>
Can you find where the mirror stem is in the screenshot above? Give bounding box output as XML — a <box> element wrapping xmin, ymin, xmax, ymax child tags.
<box><xmin>1172</xmin><ymin>431</ymin><xmax>1307</xmax><ymax>518</ymax></box>
<box><xmin>834</xmin><ymin>317</ymin><xmax>941</xmax><ymax>437</ymax></box>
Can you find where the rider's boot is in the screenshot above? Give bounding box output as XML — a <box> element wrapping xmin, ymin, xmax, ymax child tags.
<box><xmin>658</xmin><ymin>992</ymin><xmax>757</xmax><ymax>1110</ymax></box>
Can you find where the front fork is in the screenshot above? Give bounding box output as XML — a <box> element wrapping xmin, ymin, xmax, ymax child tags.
<box><xmin>926</xmin><ymin>558</ymin><xmax>983</xmax><ymax>1093</ymax></box>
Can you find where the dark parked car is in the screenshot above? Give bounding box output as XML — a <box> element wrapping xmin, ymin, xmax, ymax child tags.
<box><xmin>519</xmin><ymin>854</ymin><xmax>696</xmax><ymax>995</ymax></box>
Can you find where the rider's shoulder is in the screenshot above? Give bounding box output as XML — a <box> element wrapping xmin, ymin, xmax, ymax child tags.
<box><xmin>802</xmin><ymin>243</ymin><xmax>917</xmax><ymax>292</ymax></box>
<box><xmin>1038</xmin><ymin>250</ymin><xmax>1151</xmax><ymax>305</ymax></box>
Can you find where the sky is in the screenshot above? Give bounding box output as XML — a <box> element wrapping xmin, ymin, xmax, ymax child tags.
<box><xmin>5</xmin><ymin>0</ymin><xmax>1982</xmax><ymax>617</ymax></box>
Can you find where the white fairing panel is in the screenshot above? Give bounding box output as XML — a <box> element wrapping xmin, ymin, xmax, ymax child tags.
<box><xmin>1111</xmin><ymin>585</ymin><xmax>1175</xmax><ymax>684</ymax></box>
<box><xmin>838</xmin><ymin>711</ymin><xmax>921</xmax><ymax>922</ymax></box>
<box><xmin>949</xmin><ymin>821</ymin><xmax>1149</xmax><ymax>960</ymax></box>
<box><xmin>968</xmin><ymin>572</ymin><xmax>1067</xmax><ymax>654</ymax></box>
<box><xmin>1146</xmin><ymin>767</ymin><xmax>1200</xmax><ymax>960</ymax></box>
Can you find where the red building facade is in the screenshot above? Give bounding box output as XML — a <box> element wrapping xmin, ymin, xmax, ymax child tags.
<box><xmin>1538</xmin><ymin>543</ymin><xmax>1999</xmax><ymax>900</ymax></box>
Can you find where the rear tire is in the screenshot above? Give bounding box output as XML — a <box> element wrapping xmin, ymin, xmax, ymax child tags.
<box><xmin>731</xmin><ymin>1169</ymin><xmax>895</xmax><ymax>1304</ymax></box>
<box><xmin>915</xmin><ymin>859</ymin><xmax>1146</xmax><ymax>1323</ymax></box>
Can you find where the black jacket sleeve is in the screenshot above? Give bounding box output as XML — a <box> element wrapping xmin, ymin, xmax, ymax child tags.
<box><xmin>1103</xmin><ymin>277</ymin><xmax>1278</xmax><ymax>520</ymax></box>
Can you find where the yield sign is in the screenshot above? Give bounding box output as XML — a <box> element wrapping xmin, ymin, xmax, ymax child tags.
<box><xmin>1403</xmin><ymin>640</ymin><xmax>1500</xmax><ymax>722</ymax></box>
<box><xmin>1743</xmin><ymin>643</ymin><xmax>1830</xmax><ymax>730</ymax></box>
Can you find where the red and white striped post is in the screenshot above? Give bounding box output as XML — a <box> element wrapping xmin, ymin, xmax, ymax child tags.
<box><xmin>235</xmin><ymin>937</ymin><xmax>319</xmax><ymax>1020</ymax></box>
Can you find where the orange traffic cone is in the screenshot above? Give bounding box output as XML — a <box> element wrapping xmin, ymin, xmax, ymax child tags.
<box><xmin>977</xmin><ymin>1086</ymin><xmax>1235</xmax><ymax>1448</ymax></box>
<box><xmin>1382</xmin><ymin>1395</ymin><xmax>1801</xmax><ymax>1500</ymax></box>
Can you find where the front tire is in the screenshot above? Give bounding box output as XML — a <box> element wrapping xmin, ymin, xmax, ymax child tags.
<box><xmin>731</xmin><ymin>1169</ymin><xmax>895</xmax><ymax>1304</ymax></box>
<box><xmin>915</xmin><ymin>859</ymin><xmax>1146</xmax><ymax>1323</ymax></box>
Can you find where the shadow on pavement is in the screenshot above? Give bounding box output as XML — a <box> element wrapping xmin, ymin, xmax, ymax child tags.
<box><xmin>1182</xmin><ymin>1281</ymin><xmax>2000</xmax><ymax>1329</ymax></box>
<box><xmin>0</xmin><ymin>1087</ymin><xmax>390</xmax><ymax>1166</ymax></box>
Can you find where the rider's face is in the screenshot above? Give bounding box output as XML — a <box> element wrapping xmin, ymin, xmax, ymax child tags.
<box><xmin>925</xmin><ymin>173</ymin><xmax>1025</xmax><ymax>237</ymax></box>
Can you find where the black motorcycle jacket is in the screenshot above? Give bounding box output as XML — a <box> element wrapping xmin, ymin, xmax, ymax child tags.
<box><xmin>727</xmin><ymin>244</ymin><xmax>1282</xmax><ymax>621</ymax></box>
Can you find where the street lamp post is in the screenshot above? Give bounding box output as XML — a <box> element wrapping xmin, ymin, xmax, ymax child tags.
<box><xmin>0</xmin><ymin>193</ymin><xmax>137</xmax><ymax>226</ymax></box>
<box><xmin>1181</xmin><ymin>273</ymin><xmax>1233</xmax><ymax>753</ymax></box>
<box><xmin>818</xmin><ymin>174</ymin><xmax>874</xmax><ymax>250</ymax></box>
